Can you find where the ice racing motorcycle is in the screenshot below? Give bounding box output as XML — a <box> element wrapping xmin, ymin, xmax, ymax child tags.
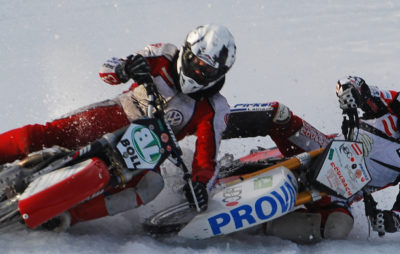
<box><xmin>0</xmin><ymin>82</ymin><xmax>377</xmax><ymax>239</ymax></box>
<box><xmin>144</xmin><ymin>139</ymin><xmax>376</xmax><ymax>240</ymax></box>
<box><xmin>0</xmin><ymin>82</ymin><xmax>204</xmax><ymax>231</ymax></box>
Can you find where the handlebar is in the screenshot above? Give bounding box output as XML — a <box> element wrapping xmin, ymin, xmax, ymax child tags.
<box><xmin>142</xmin><ymin>82</ymin><xmax>201</xmax><ymax>212</ymax></box>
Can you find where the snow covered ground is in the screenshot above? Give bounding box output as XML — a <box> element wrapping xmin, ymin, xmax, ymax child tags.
<box><xmin>1</xmin><ymin>0</ymin><xmax>400</xmax><ymax>253</ymax></box>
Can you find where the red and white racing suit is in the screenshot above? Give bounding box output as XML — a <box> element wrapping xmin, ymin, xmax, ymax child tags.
<box><xmin>224</xmin><ymin>86</ymin><xmax>400</xmax><ymax>229</ymax></box>
<box><xmin>0</xmin><ymin>43</ymin><xmax>229</xmax><ymax>224</ymax></box>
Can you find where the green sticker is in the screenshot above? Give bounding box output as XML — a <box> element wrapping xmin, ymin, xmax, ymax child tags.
<box><xmin>328</xmin><ymin>148</ymin><xmax>334</xmax><ymax>160</ymax></box>
<box><xmin>254</xmin><ymin>176</ymin><xmax>273</xmax><ymax>190</ymax></box>
<box><xmin>131</xmin><ymin>126</ymin><xmax>162</xmax><ymax>164</ymax></box>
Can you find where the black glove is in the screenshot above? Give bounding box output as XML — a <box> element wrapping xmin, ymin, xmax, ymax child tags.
<box><xmin>336</xmin><ymin>84</ymin><xmax>359</xmax><ymax>112</ymax></box>
<box><xmin>183</xmin><ymin>181</ymin><xmax>208</xmax><ymax>211</ymax></box>
<box><xmin>372</xmin><ymin>210</ymin><xmax>400</xmax><ymax>233</ymax></box>
<box><xmin>116</xmin><ymin>54</ymin><xmax>152</xmax><ymax>84</ymax></box>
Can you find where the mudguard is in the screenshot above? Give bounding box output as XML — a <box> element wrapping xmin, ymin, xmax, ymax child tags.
<box><xmin>178</xmin><ymin>166</ymin><xmax>297</xmax><ymax>239</ymax></box>
<box><xmin>18</xmin><ymin>158</ymin><xmax>110</xmax><ymax>228</ymax></box>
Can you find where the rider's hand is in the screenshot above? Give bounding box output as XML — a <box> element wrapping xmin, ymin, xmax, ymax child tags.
<box><xmin>336</xmin><ymin>76</ymin><xmax>376</xmax><ymax>114</ymax></box>
<box><xmin>183</xmin><ymin>181</ymin><xmax>208</xmax><ymax>211</ymax></box>
<box><xmin>372</xmin><ymin>210</ymin><xmax>400</xmax><ymax>233</ymax></box>
<box><xmin>336</xmin><ymin>83</ymin><xmax>359</xmax><ymax>112</ymax></box>
<box><xmin>118</xmin><ymin>54</ymin><xmax>152</xmax><ymax>84</ymax></box>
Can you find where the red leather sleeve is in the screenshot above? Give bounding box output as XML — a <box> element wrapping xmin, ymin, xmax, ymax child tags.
<box><xmin>176</xmin><ymin>99</ymin><xmax>217</xmax><ymax>184</ymax></box>
<box><xmin>191</xmin><ymin>105</ymin><xmax>217</xmax><ymax>184</ymax></box>
<box><xmin>0</xmin><ymin>104</ymin><xmax>130</xmax><ymax>164</ymax></box>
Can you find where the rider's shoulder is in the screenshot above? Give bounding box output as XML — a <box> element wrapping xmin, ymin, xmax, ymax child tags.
<box><xmin>136</xmin><ymin>43</ymin><xmax>178</xmax><ymax>61</ymax></box>
<box><xmin>208</xmin><ymin>93</ymin><xmax>230</xmax><ymax>113</ymax></box>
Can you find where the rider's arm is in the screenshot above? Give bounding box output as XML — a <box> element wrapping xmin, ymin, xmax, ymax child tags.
<box><xmin>178</xmin><ymin>97</ymin><xmax>229</xmax><ymax>186</ymax></box>
<box><xmin>99</xmin><ymin>43</ymin><xmax>178</xmax><ymax>86</ymax></box>
<box><xmin>364</xmin><ymin>85</ymin><xmax>399</xmax><ymax>117</ymax></box>
<box><xmin>0</xmin><ymin>102</ymin><xmax>130</xmax><ymax>164</ymax></box>
<box><xmin>192</xmin><ymin>100</ymin><xmax>226</xmax><ymax>185</ymax></box>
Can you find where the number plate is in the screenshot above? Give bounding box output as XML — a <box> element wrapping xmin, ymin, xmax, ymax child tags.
<box><xmin>315</xmin><ymin>141</ymin><xmax>371</xmax><ymax>199</ymax></box>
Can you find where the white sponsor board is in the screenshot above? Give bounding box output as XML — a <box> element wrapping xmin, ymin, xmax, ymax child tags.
<box><xmin>178</xmin><ymin>166</ymin><xmax>298</xmax><ymax>239</ymax></box>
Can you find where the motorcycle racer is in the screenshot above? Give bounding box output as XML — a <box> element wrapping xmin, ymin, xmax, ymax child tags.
<box><xmin>335</xmin><ymin>76</ymin><xmax>400</xmax><ymax>234</ymax></box>
<box><xmin>0</xmin><ymin>24</ymin><xmax>236</xmax><ymax>229</ymax></box>
<box><xmin>223</xmin><ymin>76</ymin><xmax>400</xmax><ymax>242</ymax></box>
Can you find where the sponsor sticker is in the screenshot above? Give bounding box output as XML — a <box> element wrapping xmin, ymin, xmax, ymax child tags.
<box><xmin>131</xmin><ymin>126</ymin><xmax>162</xmax><ymax>164</ymax></box>
<box><xmin>328</xmin><ymin>149</ymin><xmax>334</xmax><ymax>160</ymax></box>
<box><xmin>231</xmin><ymin>103</ymin><xmax>274</xmax><ymax>112</ymax></box>
<box><xmin>351</xmin><ymin>143</ymin><xmax>362</xmax><ymax>156</ymax></box>
<box><xmin>254</xmin><ymin>176</ymin><xmax>273</xmax><ymax>190</ymax></box>
<box><xmin>117</xmin><ymin>124</ymin><xmax>162</xmax><ymax>170</ymax></box>
<box><xmin>166</xmin><ymin>109</ymin><xmax>184</xmax><ymax>126</ymax></box>
<box><xmin>330</xmin><ymin>161</ymin><xmax>353</xmax><ymax>197</ymax></box>
<box><xmin>358</xmin><ymin>162</ymin><xmax>370</xmax><ymax>182</ymax></box>
<box><xmin>208</xmin><ymin>177</ymin><xmax>297</xmax><ymax>236</ymax></box>
<box><xmin>222</xmin><ymin>186</ymin><xmax>242</xmax><ymax>206</ymax></box>
<box><xmin>338</xmin><ymin>143</ymin><xmax>355</xmax><ymax>162</ymax></box>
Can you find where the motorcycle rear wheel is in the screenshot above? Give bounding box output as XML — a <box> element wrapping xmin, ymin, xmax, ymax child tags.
<box><xmin>0</xmin><ymin>196</ymin><xmax>21</xmax><ymax>230</ymax></box>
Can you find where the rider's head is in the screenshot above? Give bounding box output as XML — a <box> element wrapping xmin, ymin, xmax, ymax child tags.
<box><xmin>176</xmin><ymin>24</ymin><xmax>236</xmax><ymax>97</ymax></box>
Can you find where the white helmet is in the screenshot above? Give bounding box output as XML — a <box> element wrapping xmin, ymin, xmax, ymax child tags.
<box><xmin>176</xmin><ymin>24</ymin><xmax>236</xmax><ymax>94</ymax></box>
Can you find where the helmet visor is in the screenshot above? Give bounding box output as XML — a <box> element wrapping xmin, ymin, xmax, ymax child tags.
<box><xmin>181</xmin><ymin>47</ymin><xmax>222</xmax><ymax>85</ymax></box>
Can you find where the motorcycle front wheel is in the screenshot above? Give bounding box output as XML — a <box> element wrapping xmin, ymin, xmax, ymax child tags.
<box><xmin>143</xmin><ymin>202</ymin><xmax>197</xmax><ymax>236</ymax></box>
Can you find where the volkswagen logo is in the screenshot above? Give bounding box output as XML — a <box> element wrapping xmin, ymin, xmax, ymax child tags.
<box><xmin>166</xmin><ymin>110</ymin><xmax>184</xmax><ymax>126</ymax></box>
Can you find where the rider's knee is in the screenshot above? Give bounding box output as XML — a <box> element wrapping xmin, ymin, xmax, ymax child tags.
<box><xmin>266</xmin><ymin>196</ymin><xmax>354</xmax><ymax>243</ymax></box>
<box><xmin>265</xmin><ymin>211</ymin><xmax>323</xmax><ymax>244</ymax></box>
<box><xmin>136</xmin><ymin>170</ymin><xmax>164</xmax><ymax>204</ymax></box>
<box><xmin>271</xmin><ymin>101</ymin><xmax>292</xmax><ymax>125</ymax></box>
<box><xmin>323</xmin><ymin>211</ymin><xmax>354</xmax><ymax>240</ymax></box>
<box><xmin>105</xmin><ymin>171</ymin><xmax>164</xmax><ymax>215</ymax></box>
